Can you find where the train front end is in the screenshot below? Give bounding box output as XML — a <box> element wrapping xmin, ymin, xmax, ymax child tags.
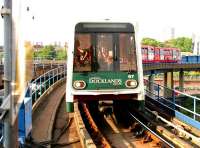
<box><xmin>66</xmin><ymin>21</ymin><xmax>144</xmax><ymax>112</ymax></box>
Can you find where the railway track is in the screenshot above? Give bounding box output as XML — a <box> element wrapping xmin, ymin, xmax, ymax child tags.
<box><xmin>145</xmin><ymin>96</ymin><xmax>200</xmax><ymax>147</ymax></box>
<box><xmin>76</xmin><ymin>100</ymin><xmax>200</xmax><ymax>148</ymax></box>
<box><xmin>101</xmin><ymin>111</ymin><xmax>164</xmax><ymax>147</ymax></box>
<box><xmin>77</xmin><ymin>101</ymin><xmax>176</xmax><ymax>148</ymax></box>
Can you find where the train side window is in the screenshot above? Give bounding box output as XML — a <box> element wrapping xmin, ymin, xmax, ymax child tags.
<box><xmin>165</xmin><ymin>49</ymin><xmax>172</xmax><ymax>60</ymax></box>
<box><xmin>142</xmin><ymin>48</ymin><xmax>148</xmax><ymax>60</ymax></box>
<box><xmin>119</xmin><ymin>34</ymin><xmax>137</xmax><ymax>71</ymax></box>
<box><xmin>148</xmin><ymin>47</ymin><xmax>154</xmax><ymax>60</ymax></box>
<box><xmin>160</xmin><ymin>49</ymin><xmax>164</xmax><ymax>55</ymax></box>
<box><xmin>155</xmin><ymin>48</ymin><xmax>159</xmax><ymax>55</ymax></box>
<box><xmin>160</xmin><ymin>48</ymin><xmax>164</xmax><ymax>60</ymax></box>
<box><xmin>173</xmin><ymin>49</ymin><xmax>179</xmax><ymax>60</ymax></box>
<box><xmin>74</xmin><ymin>34</ymin><xmax>92</xmax><ymax>72</ymax></box>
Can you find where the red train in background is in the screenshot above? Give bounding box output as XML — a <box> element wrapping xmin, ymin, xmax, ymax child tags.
<box><xmin>142</xmin><ymin>45</ymin><xmax>181</xmax><ymax>63</ymax></box>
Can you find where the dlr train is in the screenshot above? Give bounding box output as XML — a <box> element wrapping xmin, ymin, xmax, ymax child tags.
<box><xmin>66</xmin><ymin>20</ymin><xmax>144</xmax><ymax>112</ymax></box>
<box><xmin>142</xmin><ymin>45</ymin><xmax>181</xmax><ymax>63</ymax></box>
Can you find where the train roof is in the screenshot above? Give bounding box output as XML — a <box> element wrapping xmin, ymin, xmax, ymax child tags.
<box><xmin>159</xmin><ymin>47</ymin><xmax>180</xmax><ymax>51</ymax></box>
<box><xmin>141</xmin><ymin>45</ymin><xmax>180</xmax><ymax>51</ymax></box>
<box><xmin>75</xmin><ymin>22</ymin><xmax>135</xmax><ymax>33</ymax></box>
<box><xmin>141</xmin><ymin>45</ymin><xmax>154</xmax><ymax>48</ymax></box>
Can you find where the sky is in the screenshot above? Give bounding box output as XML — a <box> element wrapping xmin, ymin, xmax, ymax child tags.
<box><xmin>1</xmin><ymin>0</ymin><xmax>200</xmax><ymax>45</ymax></box>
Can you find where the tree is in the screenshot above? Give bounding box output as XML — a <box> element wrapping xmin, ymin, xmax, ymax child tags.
<box><xmin>141</xmin><ymin>37</ymin><xmax>192</xmax><ymax>52</ymax></box>
<box><xmin>56</xmin><ymin>49</ymin><xmax>67</xmax><ymax>60</ymax></box>
<box><xmin>34</xmin><ymin>45</ymin><xmax>56</xmax><ymax>59</ymax></box>
<box><xmin>164</xmin><ymin>37</ymin><xmax>192</xmax><ymax>52</ymax></box>
<box><xmin>141</xmin><ymin>38</ymin><xmax>163</xmax><ymax>47</ymax></box>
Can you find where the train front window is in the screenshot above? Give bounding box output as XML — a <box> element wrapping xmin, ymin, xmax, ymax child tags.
<box><xmin>74</xmin><ymin>34</ymin><xmax>92</xmax><ymax>72</ymax></box>
<box><xmin>97</xmin><ymin>34</ymin><xmax>113</xmax><ymax>71</ymax></box>
<box><xmin>74</xmin><ymin>32</ymin><xmax>137</xmax><ymax>72</ymax></box>
<box><xmin>119</xmin><ymin>34</ymin><xmax>137</xmax><ymax>71</ymax></box>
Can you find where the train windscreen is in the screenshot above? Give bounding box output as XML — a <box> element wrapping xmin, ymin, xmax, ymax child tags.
<box><xmin>73</xmin><ymin>34</ymin><xmax>92</xmax><ymax>72</ymax></box>
<box><xmin>74</xmin><ymin>33</ymin><xmax>137</xmax><ymax>72</ymax></box>
<box><xmin>119</xmin><ymin>34</ymin><xmax>137</xmax><ymax>71</ymax></box>
<box><xmin>74</xmin><ymin>23</ymin><xmax>137</xmax><ymax>72</ymax></box>
<box><xmin>97</xmin><ymin>34</ymin><xmax>114</xmax><ymax>71</ymax></box>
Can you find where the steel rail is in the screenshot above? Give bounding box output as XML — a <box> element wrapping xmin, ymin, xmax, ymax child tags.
<box><xmin>145</xmin><ymin>107</ymin><xmax>200</xmax><ymax>146</ymax></box>
<box><xmin>128</xmin><ymin>111</ymin><xmax>175</xmax><ymax>148</ymax></box>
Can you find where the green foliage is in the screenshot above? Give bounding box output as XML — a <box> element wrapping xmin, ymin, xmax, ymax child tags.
<box><xmin>34</xmin><ymin>45</ymin><xmax>56</xmax><ymax>59</ymax></box>
<box><xmin>56</xmin><ymin>49</ymin><xmax>67</xmax><ymax>60</ymax></box>
<box><xmin>164</xmin><ymin>37</ymin><xmax>192</xmax><ymax>52</ymax></box>
<box><xmin>142</xmin><ymin>37</ymin><xmax>192</xmax><ymax>52</ymax></box>
<box><xmin>141</xmin><ymin>38</ymin><xmax>162</xmax><ymax>47</ymax></box>
<box><xmin>34</xmin><ymin>45</ymin><xmax>67</xmax><ymax>60</ymax></box>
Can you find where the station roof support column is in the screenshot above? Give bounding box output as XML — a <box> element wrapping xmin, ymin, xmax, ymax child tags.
<box><xmin>148</xmin><ymin>74</ymin><xmax>155</xmax><ymax>95</ymax></box>
<box><xmin>179</xmin><ymin>69</ymin><xmax>184</xmax><ymax>92</ymax></box>
<box><xmin>164</xmin><ymin>71</ymin><xmax>174</xmax><ymax>98</ymax></box>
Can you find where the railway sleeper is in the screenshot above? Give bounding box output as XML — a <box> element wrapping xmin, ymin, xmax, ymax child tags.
<box><xmin>79</xmin><ymin>103</ymin><xmax>111</xmax><ymax>147</ymax></box>
<box><xmin>130</xmin><ymin>107</ymin><xmax>196</xmax><ymax>147</ymax></box>
<box><xmin>145</xmin><ymin>107</ymin><xmax>200</xmax><ymax>146</ymax></box>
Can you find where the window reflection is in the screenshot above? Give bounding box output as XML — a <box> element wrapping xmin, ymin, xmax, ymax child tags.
<box><xmin>97</xmin><ymin>34</ymin><xmax>113</xmax><ymax>71</ymax></box>
<box><xmin>119</xmin><ymin>34</ymin><xmax>137</xmax><ymax>71</ymax></box>
<box><xmin>74</xmin><ymin>34</ymin><xmax>91</xmax><ymax>72</ymax></box>
<box><xmin>74</xmin><ymin>33</ymin><xmax>137</xmax><ymax>72</ymax></box>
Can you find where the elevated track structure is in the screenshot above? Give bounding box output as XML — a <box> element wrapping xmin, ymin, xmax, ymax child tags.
<box><xmin>1</xmin><ymin>56</ymin><xmax>200</xmax><ymax>147</ymax></box>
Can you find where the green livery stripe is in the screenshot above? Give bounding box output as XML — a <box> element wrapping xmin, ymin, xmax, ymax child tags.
<box><xmin>73</xmin><ymin>71</ymin><xmax>138</xmax><ymax>90</ymax></box>
<box><xmin>66</xmin><ymin>102</ymin><xmax>74</xmax><ymax>112</ymax></box>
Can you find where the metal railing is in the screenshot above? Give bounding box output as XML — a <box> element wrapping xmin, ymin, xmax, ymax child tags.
<box><xmin>144</xmin><ymin>79</ymin><xmax>200</xmax><ymax>123</ymax></box>
<box><xmin>0</xmin><ymin>66</ymin><xmax>67</xmax><ymax>144</ymax></box>
<box><xmin>31</xmin><ymin>66</ymin><xmax>67</xmax><ymax>103</ymax></box>
<box><xmin>0</xmin><ymin>94</ymin><xmax>10</xmax><ymax>144</ymax></box>
<box><xmin>33</xmin><ymin>56</ymin><xmax>66</xmax><ymax>64</ymax></box>
<box><xmin>181</xmin><ymin>55</ymin><xmax>200</xmax><ymax>64</ymax></box>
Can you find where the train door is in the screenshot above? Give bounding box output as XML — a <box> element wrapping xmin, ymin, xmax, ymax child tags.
<box><xmin>147</xmin><ymin>46</ymin><xmax>154</xmax><ymax>62</ymax></box>
<box><xmin>172</xmin><ymin>48</ymin><xmax>180</xmax><ymax>62</ymax></box>
<box><xmin>165</xmin><ymin>48</ymin><xmax>173</xmax><ymax>62</ymax></box>
<box><xmin>160</xmin><ymin>48</ymin><xmax>164</xmax><ymax>62</ymax></box>
<box><xmin>142</xmin><ymin>47</ymin><xmax>148</xmax><ymax>63</ymax></box>
<box><xmin>154</xmin><ymin>47</ymin><xmax>160</xmax><ymax>62</ymax></box>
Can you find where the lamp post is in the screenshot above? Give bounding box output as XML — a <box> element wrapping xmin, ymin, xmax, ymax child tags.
<box><xmin>2</xmin><ymin>0</ymin><xmax>12</xmax><ymax>147</ymax></box>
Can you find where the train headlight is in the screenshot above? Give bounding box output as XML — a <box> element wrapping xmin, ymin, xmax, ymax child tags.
<box><xmin>125</xmin><ymin>80</ymin><xmax>138</xmax><ymax>88</ymax></box>
<box><xmin>73</xmin><ymin>80</ymin><xmax>86</xmax><ymax>89</ymax></box>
